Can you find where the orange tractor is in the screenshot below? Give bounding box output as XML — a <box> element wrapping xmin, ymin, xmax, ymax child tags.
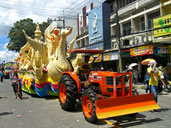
<box><xmin>58</xmin><ymin>49</ymin><xmax>159</xmax><ymax>123</ymax></box>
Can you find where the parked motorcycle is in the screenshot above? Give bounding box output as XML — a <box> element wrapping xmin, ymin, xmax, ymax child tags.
<box><xmin>163</xmin><ymin>80</ymin><xmax>171</xmax><ymax>93</ymax></box>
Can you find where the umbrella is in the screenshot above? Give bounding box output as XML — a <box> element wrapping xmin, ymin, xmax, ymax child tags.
<box><xmin>141</xmin><ymin>59</ymin><xmax>155</xmax><ymax>65</ymax></box>
<box><xmin>128</xmin><ymin>63</ymin><xmax>138</xmax><ymax>70</ymax></box>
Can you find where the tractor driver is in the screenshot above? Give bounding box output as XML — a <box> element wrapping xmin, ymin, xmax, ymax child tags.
<box><xmin>79</xmin><ymin>55</ymin><xmax>92</xmax><ymax>81</ymax></box>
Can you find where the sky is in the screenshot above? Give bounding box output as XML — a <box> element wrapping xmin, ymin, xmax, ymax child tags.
<box><xmin>0</xmin><ymin>0</ymin><xmax>104</xmax><ymax>63</ymax></box>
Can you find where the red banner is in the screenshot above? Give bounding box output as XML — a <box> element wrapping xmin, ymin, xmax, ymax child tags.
<box><xmin>130</xmin><ymin>45</ymin><xmax>153</xmax><ymax>57</ymax></box>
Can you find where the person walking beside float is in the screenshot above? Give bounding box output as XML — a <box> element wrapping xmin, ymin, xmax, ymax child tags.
<box><xmin>142</xmin><ymin>59</ymin><xmax>166</xmax><ymax>110</ymax></box>
<box><xmin>11</xmin><ymin>70</ymin><xmax>20</xmax><ymax>99</ymax></box>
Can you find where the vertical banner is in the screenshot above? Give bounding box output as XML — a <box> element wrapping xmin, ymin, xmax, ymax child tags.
<box><xmin>82</xmin><ymin>6</ymin><xmax>86</xmax><ymax>27</ymax></box>
<box><xmin>77</xmin><ymin>14</ymin><xmax>79</xmax><ymax>35</ymax></box>
<box><xmin>90</xmin><ymin>3</ymin><xmax>93</xmax><ymax>10</ymax></box>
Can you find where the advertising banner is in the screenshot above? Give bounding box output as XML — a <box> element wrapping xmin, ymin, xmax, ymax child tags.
<box><xmin>88</xmin><ymin>3</ymin><xmax>111</xmax><ymax>50</ymax></box>
<box><xmin>89</xmin><ymin>54</ymin><xmax>102</xmax><ymax>63</ymax></box>
<box><xmin>157</xmin><ymin>47</ymin><xmax>168</xmax><ymax>54</ymax></box>
<box><xmin>121</xmin><ymin>49</ymin><xmax>130</xmax><ymax>58</ymax></box>
<box><xmin>103</xmin><ymin>52</ymin><xmax>110</xmax><ymax>61</ymax></box>
<box><xmin>110</xmin><ymin>52</ymin><xmax>119</xmax><ymax>60</ymax></box>
<box><xmin>103</xmin><ymin>52</ymin><xmax>119</xmax><ymax>61</ymax></box>
<box><xmin>153</xmin><ymin>14</ymin><xmax>171</xmax><ymax>38</ymax></box>
<box><xmin>130</xmin><ymin>45</ymin><xmax>153</xmax><ymax>57</ymax></box>
<box><xmin>169</xmin><ymin>45</ymin><xmax>171</xmax><ymax>53</ymax></box>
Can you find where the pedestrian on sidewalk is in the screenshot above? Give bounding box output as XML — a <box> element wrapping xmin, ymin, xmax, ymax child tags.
<box><xmin>0</xmin><ymin>70</ymin><xmax>4</xmax><ymax>82</ymax></box>
<box><xmin>11</xmin><ymin>70</ymin><xmax>19</xmax><ymax>99</ymax></box>
<box><xmin>133</xmin><ymin>66</ymin><xmax>138</xmax><ymax>85</ymax></box>
<box><xmin>147</xmin><ymin>60</ymin><xmax>166</xmax><ymax>108</ymax></box>
<box><xmin>144</xmin><ymin>71</ymin><xmax>150</xmax><ymax>93</ymax></box>
<box><xmin>18</xmin><ymin>79</ymin><xmax>22</xmax><ymax>99</ymax></box>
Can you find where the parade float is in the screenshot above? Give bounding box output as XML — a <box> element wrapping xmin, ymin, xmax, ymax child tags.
<box><xmin>16</xmin><ymin>24</ymin><xmax>81</xmax><ymax>97</ymax></box>
<box><xmin>4</xmin><ymin>62</ymin><xmax>16</xmax><ymax>79</ymax></box>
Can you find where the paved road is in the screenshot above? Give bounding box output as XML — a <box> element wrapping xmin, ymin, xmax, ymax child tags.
<box><xmin>0</xmin><ymin>79</ymin><xmax>171</xmax><ymax>128</ymax></box>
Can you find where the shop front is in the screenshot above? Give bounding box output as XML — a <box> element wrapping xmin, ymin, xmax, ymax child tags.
<box><xmin>103</xmin><ymin>51</ymin><xmax>119</xmax><ymax>72</ymax></box>
<box><xmin>123</xmin><ymin>45</ymin><xmax>154</xmax><ymax>82</ymax></box>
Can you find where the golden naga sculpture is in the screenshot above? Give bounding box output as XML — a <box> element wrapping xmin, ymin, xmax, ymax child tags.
<box><xmin>72</xmin><ymin>53</ymin><xmax>83</xmax><ymax>73</ymax></box>
<box><xmin>19</xmin><ymin>23</ymin><xmax>83</xmax><ymax>84</ymax></box>
<box><xmin>45</xmin><ymin>27</ymin><xmax>61</xmax><ymax>61</ymax></box>
<box><xmin>23</xmin><ymin>24</ymin><xmax>48</xmax><ymax>67</ymax></box>
<box><xmin>67</xmin><ymin>33</ymin><xmax>77</xmax><ymax>57</ymax></box>
<box><xmin>47</xmin><ymin>27</ymin><xmax>73</xmax><ymax>82</ymax></box>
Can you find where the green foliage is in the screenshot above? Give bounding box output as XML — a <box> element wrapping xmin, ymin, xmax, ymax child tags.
<box><xmin>7</xmin><ymin>18</ymin><xmax>51</xmax><ymax>52</ymax></box>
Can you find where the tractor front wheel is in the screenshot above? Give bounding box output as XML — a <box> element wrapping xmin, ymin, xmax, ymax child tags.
<box><xmin>82</xmin><ymin>89</ymin><xmax>98</xmax><ymax>123</ymax></box>
<box><xmin>58</xmin><ymin>74</ymin><xmax>77</xmax><ymax>111</ymax></box>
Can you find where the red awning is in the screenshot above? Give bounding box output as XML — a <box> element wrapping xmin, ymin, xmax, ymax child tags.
<box><xmin>67</xmin><ymin>49</ymin><xmax>104</xmax><ymax>54</ymax></box>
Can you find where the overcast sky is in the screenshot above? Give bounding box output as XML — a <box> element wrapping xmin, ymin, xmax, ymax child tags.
<box><xmin>0</xmin><ymin>0</ymin><xmax>104</xmax><ymax>63</ymax></box>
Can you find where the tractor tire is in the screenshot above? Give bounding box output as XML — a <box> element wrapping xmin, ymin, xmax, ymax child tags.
<box><xmin>82</xmin><ymin>88</ymin><xmax>98</xmax><ymax>123</ymax></box>
<box><xmin>58</xmin><ymin>74</ymin><xmax>77</xmax><ymax>111</ymax></box>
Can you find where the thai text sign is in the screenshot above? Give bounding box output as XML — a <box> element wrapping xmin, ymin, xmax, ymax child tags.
<box><xmin>153</xmin><ymin>14</ymin><xmax>171</xmax><ymax>38</ymax></box>
<box><xmin>157</xmin><ymin>47</ymin><xmax>168</xmax><ymax>54</ymax></box>
<box><xmin>130</xmin><ymin>45</ymin><xmax>153</xmax><ymax>57</ymax></box>
<box><xmin>103</xmin><ymin>52</ymin><xmax>119</xmax><ymax>61</ymax></box>
<box><xmin>89</xmin><ymin>54</ymin><xmax>102</xmax><ymax>63</ymax></box>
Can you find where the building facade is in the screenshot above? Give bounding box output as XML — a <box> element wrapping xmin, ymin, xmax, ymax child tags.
<box><xmin>76</xmin><ymin>0</ymin><xmax>171</xmax><ymax>81</ymax></box>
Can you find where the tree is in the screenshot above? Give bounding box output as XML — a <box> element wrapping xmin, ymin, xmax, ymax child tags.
<box><xmin>7</xmin><ymin>18</ymin><xmax>51</xmax><ymax>52</ymax></box>
<box><xmin>7</xmin><ymin>18</ymin><xmax>36</xmax><ymax>52</ymax></box>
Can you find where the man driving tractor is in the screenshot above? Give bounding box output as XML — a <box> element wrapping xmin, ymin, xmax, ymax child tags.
<box><xmin>79</xmin><ymin>55</ymin><xmax>92</xmax><ymax>81</ymax></box>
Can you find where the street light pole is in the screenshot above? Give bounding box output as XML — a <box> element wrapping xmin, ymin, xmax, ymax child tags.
<box><xmin>115</xmin><ymin>1</ymin><xmax>123</xmax><ymax>73</ymax></box>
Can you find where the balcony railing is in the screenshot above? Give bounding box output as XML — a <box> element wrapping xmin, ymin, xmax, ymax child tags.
<box><xmin>110</xmin><ymin>0</ymin><xmax>159</xmax><ymax>17</ymax></box>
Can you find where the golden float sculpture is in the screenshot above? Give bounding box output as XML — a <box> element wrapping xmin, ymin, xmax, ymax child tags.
<box><xmin>17</xmin><ymin>24</ymin><xmax>81</xmax><ymax>97</ymax></box>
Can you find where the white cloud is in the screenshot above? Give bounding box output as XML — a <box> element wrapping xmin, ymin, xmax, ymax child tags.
<box><xmin>0</xmin><ymin>50</ymin><xmax>19</xmax><ymax>63</ymax></box>
<box><xmin>0</xmin><ymin>43</ymin><xmax>19</xmax><ymax>63</ymax></box>
<box><xmin>0</xmin><ymin>0</ymin><xmax>104</xmax><ymax>62</ymax></box>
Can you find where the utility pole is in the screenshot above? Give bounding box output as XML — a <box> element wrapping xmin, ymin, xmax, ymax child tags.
<box><xmin>63</xmin><ymin>10</ymin><xmax>65</xmax><ymax>28</ymax></box>
<box><xmin>115</xmin><ymin>1</ymin><xmax>123</xmax><ymax>72</ymax></box>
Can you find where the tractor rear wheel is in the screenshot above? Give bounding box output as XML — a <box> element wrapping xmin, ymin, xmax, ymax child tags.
<box><xmin>58</xmin><ymin>74</ymin><xmax>77</xmax><ymax>111</ymax></box>
<box><xmin>82</xmin><ymin>88</ymin><xmax>98</xmax><ymax>123</ymax></box>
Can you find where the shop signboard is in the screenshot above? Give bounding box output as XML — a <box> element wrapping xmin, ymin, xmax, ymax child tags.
<box><xmin>168</xmin><ymin>45</ymin><xmax>171</xmax><ymax>54</ymax></box>
<box><xmin>130</xmin><ymin>45</ymin><xmax>153</xmax><ymax>57</ymax></box>
<box><xmin>103</xmin><ymin>52</ymin><xmax>119</xmax><ymax>61</ymax></box>
<box><xmin>104</xmin><ymin>52</ymin><xmax>110</xmax><ymax>61</ymax></box>
<box><xmin>157</xmin><ymin>47</ymin><xmax>168</xmax><ymax>54</ymax></box>
<box><xmin>121</xmin><ymin>49</ymin><xmax>130</xmax><ymax>58</ymax></box>
<box><xmin>153</xmin><ymin>14</ymin><xmax>171</xmax><ymax>38</ymax></box>
<box><xmin>88</xmin><ymin>3</ymin><xmax>111</xmax><ymax>50</ymax></box>
<box><xmin>89</xmin><ymin>54</ymin><xmax>102</xmax><ymax>63</ymax></box>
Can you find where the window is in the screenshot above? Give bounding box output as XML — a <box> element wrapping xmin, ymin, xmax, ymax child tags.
<box><xmin>117</xmin><ymin>0</ymin><xmax>136</xmax><ymax>9</ymax></box>
<box><xmin>140</xmin><ymin>17</ymin><xmax>145</xmax><ymax>31</ymax></box>
<box><xmin>147</xmin><ymin>10</ymin><xmax>160</xmax><ymax>29</ymax></box>
<box><xmin>123</xmin><ymin>22</ymin><xmax>131</xmax><ymax>36</ymax></box>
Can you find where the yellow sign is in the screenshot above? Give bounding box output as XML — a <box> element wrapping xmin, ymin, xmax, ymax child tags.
<box><xmin>130</xmin><ymin>45</ymin><xmax>153</xmax><ymax>57</ymax></box>
<box><xmin>89</xmin><ymin>54</ymin><xmax>102</xmax><ymax>63</ymax></box>
<box><xmin>153</xmin><ymin>14</ymin><xmax>171</xmax><ymax>38</ymax></box>
<box><xmin>104</xmin><ymin>53</ymin><xmax>110</xmax><ymax>61</ymax></box>
<box><xmin>169</xmin><ymin>45</ymin><xmax>171</xmax><ymax>53</ymax></box>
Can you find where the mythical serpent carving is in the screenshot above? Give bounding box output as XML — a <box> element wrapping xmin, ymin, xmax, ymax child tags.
<box><xmin>17</xmin><ymin>24</ymin><xmax>83</xmax><ymax>97</ymax></box>
<box><xmin>47</xmin><ymin>28</ymin><xmax>73</xmax><ymax>82</ymax></box>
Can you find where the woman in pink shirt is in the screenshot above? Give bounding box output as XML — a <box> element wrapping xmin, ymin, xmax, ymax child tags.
<box><xmin>11</xmin><ymin>70</ymin><xmax>19</xmax><ymax>99</ymax></box>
